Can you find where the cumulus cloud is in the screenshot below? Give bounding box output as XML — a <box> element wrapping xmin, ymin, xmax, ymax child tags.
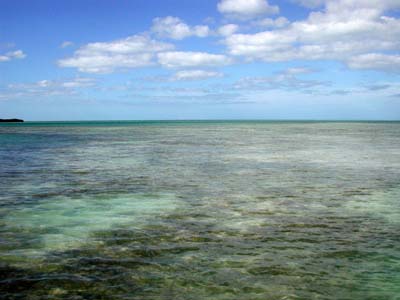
<box><xmin>0</xmin><ymin>50</ymin><xmax>26</xmax><ymax>62</ymax></box>
<box><xmin>58</xmin><ymin>35</ymin><xmax>174</xmax><ymax>73</ymax></box>
<box><xmin>158</xmin><ymin>51</ymin><xmax>233</xmax><ymax>68</ymax></box>
<box><xmin>347</xmin><ymin>53</ymin><xmax>400</xmax><ymax>72</ymax></box>
<box><xmin>172</xmin><ymin>70</ymin><xmax>223</xmax><ymax>81</ymax></box>
<box><xmin>217</xmin><ymin>24</ymin><xmax>239</xmax><ymax>36</ymax></box>
<box><xmin>151</xmin><ymin>16</ymin><xmax>210</xmax><ymax>40</ymax></box>
<box><xmin>223</xmin><ymin>0</ymin><xmax>400</xmax><ymax>72</ymax></box>
<box><xmin>252</xmin><ymin>17</ymin><xmax>289</xmax><ymax>28</ymax></box>
<box><xmin>217</xmin><ymin>0</ymin><xmax>279</xmax><ymax>20</ymax></box>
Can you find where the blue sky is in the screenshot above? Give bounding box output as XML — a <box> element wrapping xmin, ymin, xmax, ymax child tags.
<box><xmin>1</xmin><ymin>0</ymin><xmax>400</xmax><ymax>120</ymax></box>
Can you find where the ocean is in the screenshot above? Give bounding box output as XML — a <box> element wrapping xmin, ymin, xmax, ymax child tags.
<box><xmin>0</xmin><ymin>121</ymin><xmax>399</xmax><ymax>299</ymax></box>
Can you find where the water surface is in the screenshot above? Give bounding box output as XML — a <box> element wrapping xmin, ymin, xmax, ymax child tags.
<box><xmin>1</xmin><ymin>121</ymin><xmax>399</xmax><ymax>299</ymax></box>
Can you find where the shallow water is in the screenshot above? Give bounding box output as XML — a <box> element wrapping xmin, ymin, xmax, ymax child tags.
<box><xmin>1</xmin><ymin>121</ymin><xmax>399</xmax><ymax>299</ymax></box>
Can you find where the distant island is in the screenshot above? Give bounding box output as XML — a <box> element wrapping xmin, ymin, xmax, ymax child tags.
<box><xmin>0</xmin><ymin>118</ymin><xmax>24</xmax><ymax>122</ymax></box>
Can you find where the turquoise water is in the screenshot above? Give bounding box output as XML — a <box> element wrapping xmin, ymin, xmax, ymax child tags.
<box><xmin>1</xmin><ymin>121</ymin><xmax>399</xmax><ymax>299</ymax></box>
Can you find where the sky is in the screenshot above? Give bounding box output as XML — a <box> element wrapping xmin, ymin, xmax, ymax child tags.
<box><xmin>1</xmin><ymin>0</ymin><xmax>400</xmax><ymax>121</ymax></box>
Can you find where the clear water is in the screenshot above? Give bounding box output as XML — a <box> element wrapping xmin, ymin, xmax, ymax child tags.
<box><xmin>0</xmin><ymin>121</ymin><xmax>399</xmax><ymax>299</ymax></box>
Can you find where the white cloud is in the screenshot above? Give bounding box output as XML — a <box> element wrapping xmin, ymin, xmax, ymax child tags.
<box><xmin>217</xmin><ymin>0</ymin><xmax>279</xmax><ymax>20</ymax></box>
<box><xmin>158</xmin><ymin>51</ymin><xmax>233</xmax><ymax>68</ymax></box>
<box><xmin>252</xmin><ymin>17</ymin><xmax>289</xmax><ymax>28</ymax></box>
<box><xmin>285</xmin><ymin>67</ymin><xmax>313</xmax><ymax>75</ymax></box>
<box><xmin>225</xmin><ymin>30</ymin><xmax>295</xmax><ymax>59</ymax></box>
<box><xmin>61</xmin><ymin>41</ymin><xmax>74</xmax><ymax>48</ymax></box>
<box><xmin>58</xmin><ymin>34</ymin><xmax>174</xmax><ymax>73</ymax></box>
<box><xmin>234</xmin><ymin>68</ymin><xmax>327</xmax><ymax>91</ymax></box>
<box><xmin>223</xmin><ymin>0</ymin><xmax>400</xmax><ymax>72</ymax></box>
<box><xmin>61</xmin><ymin>77</ymin><xmax>97</xmax><ymax>88</ymax></box>
<box><xmin>3</xmin><ymin>77</ymin><xmax>96</xmax><ymax>100</ymax></box>
<box><xmin>8</xmin><ymin>77</ymin><xmax>96</xmax><ymax>90</ymax></box>
<box><xmin>9</xmin><ymin>50</ymin><xmax>25</xmax><ymax>59</ymax></box>
<box><xmin>294</xmin><ymin>0</ymin><xmax>400</xmax><ymax>10</ymax></box>
<box><xmin>217</xmin><ymin>24</ymin><xmax>239</xmax><ymax>36</ymax></box>
<box><xmin>151</xmin><ymin>16</ymin><xmax>210</xmax><ymax>40</ymax></box>
<box><xmin>0</xmin><ymin>50</ymin><xmax>26</xmax><ymax>62</ymax></box>
<box><xmin>347</xmin><ymin>53</ymin><xmax>400</xmax><ymax>72</ymax></box>
<box><xmin>123</xmin><ymin>91</ymin><xmax>244</xmax><ymax>104</ymax></box>
<box><xmin>172</xmin><ymin>70</ymin><xmax>223</xmax><ymax>81</ymax></box>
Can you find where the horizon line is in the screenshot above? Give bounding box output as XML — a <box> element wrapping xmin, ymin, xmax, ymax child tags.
<box><xmin>2</xmin><ymin>119</ymin><xmax>400</xmax><ymax>123</ymax></box>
